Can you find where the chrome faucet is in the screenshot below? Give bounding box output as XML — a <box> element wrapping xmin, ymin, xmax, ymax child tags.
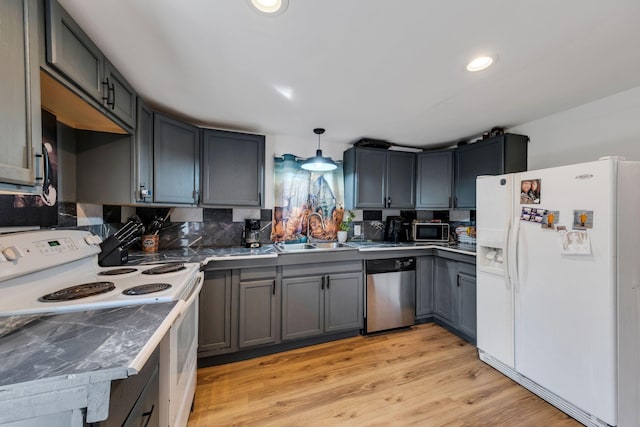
<box><xmin>307</xmin><ymin>212</ymin><xmax>325</xmax><ymax>241</ymax></box>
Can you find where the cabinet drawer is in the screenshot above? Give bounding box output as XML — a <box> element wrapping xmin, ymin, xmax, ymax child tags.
<box><xmin>239</xmin><ymin>266</ymin><xmax>276</xmax><ymax>282</ymax></box>
<box><xmin>282</xmin><ymin>261</ymin><xmax>362</xmax><ymax>278</ymax></box>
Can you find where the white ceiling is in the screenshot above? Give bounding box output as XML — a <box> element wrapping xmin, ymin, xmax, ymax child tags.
<box><xmin>58</xmin><ymin>0</ymin><xmax>640</xmax><ymax>148</ymax></box>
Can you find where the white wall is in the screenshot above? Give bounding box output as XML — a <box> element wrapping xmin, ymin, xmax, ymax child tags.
<box><xmin>263</xmin><ymin>134</ymin><xmax>351</xmax><ymax>209</ymax></box>
<box><xmin>509</xmin><ymin>85</ymin><xmax>640</xmax><ymax>170</ymax></box>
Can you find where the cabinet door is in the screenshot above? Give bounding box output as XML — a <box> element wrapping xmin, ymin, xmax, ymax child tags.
<box><xmin>416</xmin><ymin>256</ymin><xmax>435</xmax><ymax>318</ymax></box>
<box><xmin>416</xmin><ymin>151</ymin><xmax>452</xmax><ymax>209</ymax></box>
<box><xmin>238</xmin><ymin>279</ymin><xmax>277</xmax><ymax>348</ymax></box>
<box><xmin>354</xmin><ymin>148</ymin><xmax>387</xmax><ymax>208</ymax></box>
<box><xmin>135</xmin><ymin>100</ymin><xmax>153</xmax><ymax>202</ymax></box>
<box><xmin>282</xmin><ymin>276</ymin><xmax>323</xmax><ymax>340</ymax></box>
<box><xmin>103</xmin><ymin>60</ymin><xmax>136</xmax><ymax>128</ymax></box>
<box><xmin>454</xmin><ymin>138</ymin><xmax>503</xmax><ymax>209</ymax></box>
<box><xmin>45</xmin><ymin>0</ymin><xmax>104</xmax><ymax>101</ymax></box>
<box><xmin>199</xmin><ymin>271</ymin><xmax>233</xmax><ymax>354</ymax></box>
<box><xmin>121</xmin><ymin>365</ymin><xmax>159</xmax><ymax>427</ymax></box>
<box><xmin>0</xmin><ymin>0</ymin><xmax>42</xmax><ymax>191</ymax></box>
<box><xmin>324</xmin><ymin>272</ymin><xmax>363</xmax><ymax>333</ymax></box>
<box><xmin>434</xmin><ymin>258</ymin><xmax>456</xmax><ymax>326</ymax></box>
<box><xmin>201</xmin><ymin>129</ymin><xmax>265</xmax><ymax>206</ymax></box>
<box><xmin>153</xmin><ymin>113</ymin><xmax>199</xmax><ymax>204</ymax></box>
<box><xmin>386</xmin><ymin>151</ymin><xmax>415</xmax><ymax>209</ymax></box>
<box><xmin>456</xmin><ymin>271</ymin><xmax>477</xmax><ymax>342</ymax></box>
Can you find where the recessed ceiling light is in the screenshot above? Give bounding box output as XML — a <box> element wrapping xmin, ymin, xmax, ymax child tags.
<box><xmin>249</xmin><ymin>0</ymin><xmax>289</xmax><ymax>16</ymax></box>
<box><xmin>466</xmin><ymin>56</ymin><xmax>494</xmax><ymax>72</ymax></box>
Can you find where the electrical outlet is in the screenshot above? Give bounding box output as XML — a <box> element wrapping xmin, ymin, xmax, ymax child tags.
<box><xmin>354</xmin><ymin>224</ymin><xmax>362</xmax><ymax>236</ymax></box>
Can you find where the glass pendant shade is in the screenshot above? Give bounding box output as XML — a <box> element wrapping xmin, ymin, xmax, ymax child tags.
<box><xmin>300</xmin><ymin>128</ymin><xmax>338</xmax><ymax>172</ymax></box>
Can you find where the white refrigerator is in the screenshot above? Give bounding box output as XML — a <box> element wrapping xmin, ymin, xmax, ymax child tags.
<box><xmin>476</xmin><ymin>158</ymin><xmax>640</xmax><ymax>427</ymax></box>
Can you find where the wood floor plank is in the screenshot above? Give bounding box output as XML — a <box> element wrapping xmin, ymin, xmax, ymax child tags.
<box><xmin>188</xmin><ymin>323</ymin><xmax>581</xmax><ymax>426</ymax></box>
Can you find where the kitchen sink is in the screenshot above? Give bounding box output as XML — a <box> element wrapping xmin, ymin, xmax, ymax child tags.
<box><xmin>312</xmin><ymin>242</ymin><xmax>354</xmax><ymax>249</ymax></box>
<box><xmin>274</xmin><ymin>242</ymin><xmax>357</xmax><ymax>253</ymax></box>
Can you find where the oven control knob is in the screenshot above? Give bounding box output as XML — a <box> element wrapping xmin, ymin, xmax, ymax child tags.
<box><xmin>3</xmin><ymin>246</ymin><xmax>25</xmax><ymax>261</ymax></box>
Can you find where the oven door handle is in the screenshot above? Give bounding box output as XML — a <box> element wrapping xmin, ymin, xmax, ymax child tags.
<box><xmin>180</xmin><ymin>273</ymin><xmax>203</xmax><ymax>315</ymax></box>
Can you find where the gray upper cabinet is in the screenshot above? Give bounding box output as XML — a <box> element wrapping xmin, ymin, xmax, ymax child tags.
<box><xmin>238</xmin><ymin>278</ymin><xmax>277</xmax><ymax>348</ymax></box>
<box><xmin>45</xmin><ymin>0</ymin><xmax>103</xmax><ymax>100</ymax></box>
<box><xmin>153</xmin><ymin>113</ymin><xmax>199</xmax><ymax>204</ymax></box>
<box><xmin>416</xmin><ymin>150</ymin><xmax>453</xmax><ymax>210</ymax></box>
<box><xmin>44</xmin><ymin>0</ymin><xmax>136</xmax><ymax>129</ymax></box>
<box><xmin>454</xmin><ymin>133</ymin><xmax>528</xmax><ymax>209</ymax></box>
<box><xmin>102</xmin><ymin>60</ymin><xmax>136</xmax><ymax>128</ymax></box>
<box><xmin>135</xmin><ymin>100</ymin><xmax>153</xmax><ymax>203</ymax></box>
<box><xmin>344</xmin><ymin>147</ymin><xmax>386</xmax><ymax>209</ymax></box>
<box><xmin>0</xmin><ymin>0</ymin><xmax>42</xmax><ymax>193</ymax></box>
<box><xmin>344</xmin><ymin>147</ymin><xmax>415</xmax><ymax>209</ymax></box>
<box><xmin>386</xmin><ymin>151</ymin><xmax>416</xmax><ymax>208</ymax></box>
<box><xmin>201</xmin><ymin>129</ymin><xmax>265</xmax><ymax>207</ymax></box>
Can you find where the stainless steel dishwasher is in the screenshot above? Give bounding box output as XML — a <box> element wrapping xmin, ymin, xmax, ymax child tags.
<box><xmin>365</xmin><ymin>257</ymin><xmax>416</xmax><ymax>333</ymax></box>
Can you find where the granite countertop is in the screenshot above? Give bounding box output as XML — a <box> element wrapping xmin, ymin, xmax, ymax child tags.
<box><xmin>0</xmin><ymin>302</ymin><xmax>181</xmax><ymax>424</ymax></box>
<box><xmin>129</xmin><ymin>241</ymin><xmax>476</xmax><ymax>266</ymax></box>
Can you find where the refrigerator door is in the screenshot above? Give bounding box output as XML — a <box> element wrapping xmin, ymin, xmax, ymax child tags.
<box><xmin>476</xmin><ymin>174</ymin><xmax>514</xmax><ymax>368</ymax></box>
<box><xmin>514</xmin><ymin>160</ymin><xmax>617</xmax><ymax>425</ymax></box>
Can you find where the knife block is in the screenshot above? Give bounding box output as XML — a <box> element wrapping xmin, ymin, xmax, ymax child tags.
<box><xmin>98</xmin><ymin>246</ymin><xmax>129</xmax><ymax>267</ymax></box>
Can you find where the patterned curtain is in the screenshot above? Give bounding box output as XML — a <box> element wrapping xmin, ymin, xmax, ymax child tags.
<box><xmin>272</xmin><ymin>154</ymin><xmax>344</xmax><ymax>242</ymax></box>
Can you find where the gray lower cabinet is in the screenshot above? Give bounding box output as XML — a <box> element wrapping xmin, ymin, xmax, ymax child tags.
<box><xmin>44</xmin><ymin>0</ymin><xmax>136</xmax><ymax>129</ymax></box>
<box><xmin>282</xmin><ymin>265</ymin><xmax>363</xmax><ymax>341</ymax></box>
<box><xmin>201</xmin><ymin>129</ymin><xmax>265</xmax><ymax>207</ymax></box>
<box><xmin>343</xmin><ymin>147</ymin><xmax>415</xmax><ymax>209</ymax></box>
<box><xmin>199</xmin><ymin>270</ymin><xmax>235</xmax><ymax>356</ymax></box>
<box><xmin>433</xmin><ymin>255</ymin><xmax>477</xmax><ymax>343</ymax></box>
<box><xmin>433</xmin><ymin>257</ymin><xmax>456</xmax><ymax>326</ymax></box>
<box><xmin>456</xmin><ymin>267</ymin><xmax>477</xmax><ymax>341</ymax></box>
<box><xmin>0</xmin><ymin>0</ymin><xmax>42</xmax><ymax>192</ymax></box>
<box><xmin>324</xmin><ymin>272</ymin><xmax>364</xmax><ymax>333</ymax></box>
<box><xmin>238</xmin><ymin>278</ymin><xmax>277</xmax><ymax>348</ymax></box>
<box><xmin>415</xmin><ymin>256</ymin><xmax>435</xmax><ymax>318</ymax></box>
<box><xmin>416</xmin><ymin>150</ymin><xmax>453</xmax><ymax>210</ymax></box>
<box><xmin>282</xmin><ymin>276</ymin><xmax>324</xmax><ymax>340</ymax></box>
<box><xmin>153</xmin><ymin>113</ymin><xmax>199</xmax><ymax>204</ymax></box>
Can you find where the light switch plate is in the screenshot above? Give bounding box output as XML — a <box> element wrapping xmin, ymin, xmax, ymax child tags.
<box><xmin>353</xmin><ymin>224</ymin><xmax>362</xmax><ymax>236</ymax></box>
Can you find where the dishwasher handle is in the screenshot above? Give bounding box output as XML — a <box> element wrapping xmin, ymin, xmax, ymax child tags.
<box><xmin>366</xmin><ymin>257</ymin><xmax>415</xmax><ymax>274</ymax></box>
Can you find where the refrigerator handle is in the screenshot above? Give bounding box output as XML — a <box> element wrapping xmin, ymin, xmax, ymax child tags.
<box><xmin>510</xmin><ymin>217</ymin><xmax>522</xmax><ymax>292</ymax></box>
<box><xmin>503</xmin><ymin>218</ymin><xmax>512</xmax><ymax>291</ymax></box>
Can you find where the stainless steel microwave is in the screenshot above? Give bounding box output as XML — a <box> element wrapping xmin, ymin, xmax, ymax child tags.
<box><xmin>412</xmin><ymin>222</ymin><xmax>449</xmax><ymax>242</ymax></box>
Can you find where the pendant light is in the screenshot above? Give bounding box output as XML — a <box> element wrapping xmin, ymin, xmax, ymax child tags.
<box><xmin>301</xmin><ymin>128</ymin><xmax>338</xmax><ymax>172</ymax></box>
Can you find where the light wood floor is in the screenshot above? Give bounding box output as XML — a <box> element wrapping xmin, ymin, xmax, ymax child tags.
<box><xmin>188</xmin><ymin>323</ymin><xmax>581</xmax><ymax>426</ymax></box>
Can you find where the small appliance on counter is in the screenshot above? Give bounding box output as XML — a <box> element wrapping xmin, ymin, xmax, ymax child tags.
<box><xmin>412</xmin><ymin>221</ymin><xmax>450</xmax><ymax>243</ymax></box>
<box><xmin>383</xmin><ymin>216</ymin><xmax>412</xmax><ymax>243</ymax></box>
<box><xmin>241</xmin><ymin>219</ymin><xmax>261</xmax><ymax>248</ymax></box>
<box><xmin>98</xmin><ymin>216</ymin><xmax>144</xmax><ymax>266</ymax></box>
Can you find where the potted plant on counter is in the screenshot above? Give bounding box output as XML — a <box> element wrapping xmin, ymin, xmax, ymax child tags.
<box><xmin>337</xmin><ymin>210</ymin><xmax>355</xmax><ymax>242</ymax></box>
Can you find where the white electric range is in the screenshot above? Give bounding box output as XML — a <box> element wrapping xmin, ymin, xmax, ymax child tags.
<box><xmin>0</xmin><ymin>229</ymin><xmax>202</xmax><ymax>427</ymax></box>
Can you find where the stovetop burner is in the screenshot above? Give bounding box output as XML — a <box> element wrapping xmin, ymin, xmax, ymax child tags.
<box><xmin>141</xmin><ymin>262</ymin><xmax>186</xmax><ymax>275</ymax></box>
<box><xmin>122</xmin><ymin>283</ymin><xmax>172</xmax><ymax>296</ymax></box>
<box><xmin>98</xmin><ymin>268</ymin><xmax>138</xmax><ymax>276</ymax></box>
<box><xmin>39</xmin><ymin>282</ymin><xmax>116</xmax><ymax>302</ymax></box>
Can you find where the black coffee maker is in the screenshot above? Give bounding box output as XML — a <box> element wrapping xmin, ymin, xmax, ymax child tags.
<box><xmin>242</xmin><ymin>219</ymin><xmax>261</xmax><ymax>248</ymax></box>
<box><xmin>384</xmin><ymin>216</ymin><xmax>411</xmax><ymax>243</ymax></box>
